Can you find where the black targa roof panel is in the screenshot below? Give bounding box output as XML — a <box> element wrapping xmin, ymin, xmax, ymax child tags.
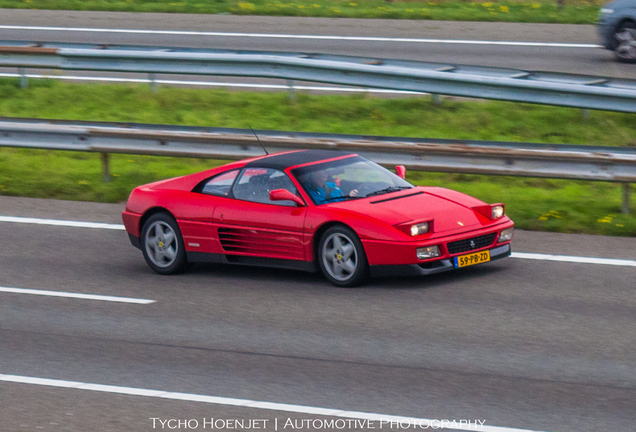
<box><xmin>245</xmin><ymin>150</ymin><xmax>356</xmax><ymax>170</ymax></box>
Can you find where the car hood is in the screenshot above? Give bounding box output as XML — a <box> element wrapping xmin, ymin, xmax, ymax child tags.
<box><xmin>604</xmin><ymin>0</ymin><xmax>635</xmax><ymax>9</ymax></box>
<box><xmin>330</xmin><ymin>186</ymin><xmax>489</xmax><ymax>233</ymax></box>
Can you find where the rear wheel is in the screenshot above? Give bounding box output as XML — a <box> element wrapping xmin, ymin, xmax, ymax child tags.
<box><xmin>318</xmin><ymin>226</ymin><xmax>368</xmax><ymax>287</ymax></box>
<box><xmin>614</xmin><ymin>21</ymin><xmax>636</xmax><ymax>63</ymax></box>
<box><xmin>141</xmin><ymin>212</ymin><xmax>188</xmax><ymax>275</ymax></box>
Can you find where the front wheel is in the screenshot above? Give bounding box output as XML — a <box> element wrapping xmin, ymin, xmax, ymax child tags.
<box><xmin>614</xmin><ymin>22</ymin><xmax>636</xmax><ymax>63</ymax></box>
<box><xmin>318</xmin><ymin>226</ymin><xmax>368</xmax><ymax>287</ymax></box>
<box><xmin>141</xmin><ymin>212</ymin><xmax>188</xmax><ymax>275</ymax></box>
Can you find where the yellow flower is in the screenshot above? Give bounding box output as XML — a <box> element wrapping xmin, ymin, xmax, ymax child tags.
<box><xmin>349</xmin><ymin>2</ymin><xmax>357</xmax><ymax>5</ymax></box>
<box><xmin>313</xmin><ymin>3</ymin><xmax>321</xmax><ymax>7</ymax></box>
<box><xmin>616</xmin><ymin>224</ymin><xmax>624</xmax><ymax>227</ymax></box>
<box><xmin>78</xmin><ymin>180</ymin><xmax>89</xmax><ymax>185</ymax></box>
<box><xmin>406</xmin><ymin>9</ymin><xmax>414</xmax><ymax>12</ymax></box>
<box><xmin>481</xmin><ymin>2</ymin><xmax>492</xmax><ymax>6</ymax></box>
<box><xmin>538</xmin><ymin>216</ymin><xmax>548</xmax><ymax>220</ymax></box>
<box><xmin>298</xmin><ymin>4</ymin><xmax>305</xmax><ymax>7</ymax></box>
<box><xmin>500</xmin><ymin>5</ymin><xmax>509</xmax><ymax>12</ymax></box>
<box><xmin>238</xmin><ymin>2</ymin><xmax>256</xmax><ymax>9</ymax></box>
<box><xmin>332</xmin><ymin>8</ymin><xmax>341</xmax><ymax>12</ymax></box>
<box><xmin>532</xmin><ymin>3</ymin><xmax>540</xmax><ymax>8</ymax></box>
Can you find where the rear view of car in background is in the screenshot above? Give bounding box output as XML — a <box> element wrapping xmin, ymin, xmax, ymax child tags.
<box><xmin>598</xmin><ymin>0</ymin><xmax>636</xmax><ymax>62</ymax></box>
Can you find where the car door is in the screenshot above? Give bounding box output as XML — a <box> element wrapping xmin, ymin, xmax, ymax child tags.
<box><xmin>177</xmin><ymin>169</ymin><xmax>240</xmax><ymax>255</ymax></box>
<box><xmin>212</xmin><ymin>167</ymin><xmax>307</xmax><ymax>260</ymax></box>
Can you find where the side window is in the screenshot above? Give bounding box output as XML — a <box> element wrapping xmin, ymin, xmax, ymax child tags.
<box><xmin>200</xmin><ymin>169</ymin><xmax>239</xmax><ymax>197</ymax></box>
<box><xmin>232</xmin><ymin>168</ymin><xmax>299</xmax><ymax>206</ymax></box>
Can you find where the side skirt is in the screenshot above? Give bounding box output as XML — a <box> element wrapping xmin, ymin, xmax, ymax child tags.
<box><xmin>186</xmin><ymin>252</ymin><xmax>318</xmax><ymax>273</ymax></box>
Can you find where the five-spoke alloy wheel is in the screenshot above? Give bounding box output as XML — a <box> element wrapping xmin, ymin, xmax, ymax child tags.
<box><xmin>141</xmin><ymin>212</ymin><xmax>188</xmax><ymax>275</ymax></box>
<box><xmin>318</xmin><ymin>225</ymin><xmax>368</xmax><ymax>287</ymax></box>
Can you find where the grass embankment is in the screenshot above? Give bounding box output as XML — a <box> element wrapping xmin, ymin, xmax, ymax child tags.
<box><xmin>0</xmin><ymin>79</ymin><xmax>634</xmax><ymax>236</ymax></box>
<box><xmin>0</xmin><ymin>0</ymin><xmax>603</xmax><ymax>24</ymax></box>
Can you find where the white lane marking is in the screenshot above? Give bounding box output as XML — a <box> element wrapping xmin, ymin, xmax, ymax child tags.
<box><xmin>1</xmin><ymin>216</ymin><xmax>634</xmax><ymax>268</ymax></box>
<box><xmin>0</xmin><ymin>216</ymin><xmax>125</xmax><ymax>230</ymax></box>
<box><xmin>0</xmin><ymin>286</ymin><xmax>155</xmax><ymax>304</ymax></box>
<box><xmin>0</xmin><ymin>72</ymin><xmax>422</xmax><ymax>94</ymax></box>
<box><xmin>511</xmin><ymin>252</ymin><xmax>636</xmax><ymax>267</ymax></box>
<box><xmin>0</xmin><ymin>25</ymin><xmax>602</xmax><ymax>48</ymax></box>
<box><xmin>0</xmin><ymin>374</ymin><xmax>547</xmax><ymax>432</ymax></box>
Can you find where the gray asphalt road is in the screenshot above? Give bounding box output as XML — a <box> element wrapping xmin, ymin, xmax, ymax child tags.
<box><xmin>0</xmin><ymin>196</ymin><xmax>634</xmax><ymax>432</ymax></box>
<box><xmin>0</xmin><ymin>10</ymin><xmax>633</xmax><ymax>80</ymax></box>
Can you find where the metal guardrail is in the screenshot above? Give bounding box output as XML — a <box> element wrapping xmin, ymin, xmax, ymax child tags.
<box><xmin>1</xmin><ymin>41</ymin><xmax>636</xmax><ymax>112</ymax></box>
<box><xmin>0</xmin><ymin>118</ymin><xmax>632</xmax><ymax>214</ymax></box>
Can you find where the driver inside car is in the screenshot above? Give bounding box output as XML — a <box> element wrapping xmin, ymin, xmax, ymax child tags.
<box><xmin>305</xmin><ymin>169</ymin><xmax>358</xmax><ymax>205</ymax></box>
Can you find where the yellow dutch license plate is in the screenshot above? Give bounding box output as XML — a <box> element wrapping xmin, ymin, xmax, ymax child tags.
<box><xmin>454</xmin><ymin>250</ymin><xmax>490</xmax><ymax>268</ymax></box>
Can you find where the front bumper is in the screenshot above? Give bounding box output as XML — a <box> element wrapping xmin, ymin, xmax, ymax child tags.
<box><xmin>369</xmin><ymin>243</ymin><xmax>511</xmax><ymax>278</ymax></box>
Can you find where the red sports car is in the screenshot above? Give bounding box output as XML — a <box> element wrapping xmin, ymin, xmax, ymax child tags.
<box><xmin>122</xmin><ymin>150</ymin><xmax>514</xmax><ymax>287</ymax></box>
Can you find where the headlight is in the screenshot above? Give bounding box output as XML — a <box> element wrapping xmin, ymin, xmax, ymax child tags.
<box><xmin>492</xmin><ymin>205</ymin><xmax>504</xmax><ymax>219</ymax></box>
<box><xmin>410</xmin><ymin>222</ymin><xmax>430</xmax><ymax>236</ymax></box>
<box><xmin>417</xmin><ymin>245</ymin><xmax>441</xmax><ymax>260</ymax></box>
<box><xmin>600</xmin><ymin>8</ymin><xmax>614</xmax><ymax>13</ymax></box>
<box><xmin>498</xmin><ymin>228</ymin><xmax>514</xmax><ymax>242</ymax></box>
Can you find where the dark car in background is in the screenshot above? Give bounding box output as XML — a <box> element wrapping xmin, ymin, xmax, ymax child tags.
<box><xmin>598</xmin><ymin>0</ymin><xmax>636</xmax><ymax>62</ymax></box>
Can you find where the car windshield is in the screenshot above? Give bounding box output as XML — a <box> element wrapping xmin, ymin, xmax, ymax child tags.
<box><xmin>291</xmin><ymin>156</ymin><xmax>413</xmax><ymax>205</ymax></box>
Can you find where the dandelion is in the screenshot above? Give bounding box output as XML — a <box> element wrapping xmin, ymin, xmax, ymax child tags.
<box><xmin>616</xmin><ymin>224</ymin><xmax>624</xmax><ymax>227</ymax></box>
<box><xmin>539</xmin><ymin>210</ymin><xmax>564</xmax><ymax>221</ymax></box>
<box><xmin>238</xmin><ymin>2</ymin><xmax>256</xmax><ymax>9</ymax></box>
<box><xmin>332</xmin><ymin>8</ymin><xmax>341</xmax><ymax>12</ymax></box>
<box><xmin>78</xmin><ymin>180</ymin><xmax>89</xmax><ymax>185</ymax></box>
<box><xmin>298</xmin><ymin>4</ymin><xmax>305</xmax><ymax>7</ymax></box>
<box><xmin>500</xmin><ymin>5</ymin><xmax>509</xmax><ymax>12</ymax></box>
<box><xmin>406</xmin><ymin>8</ymin><xmax>414</xmax><ymax>12</ymax></box>
<box><xmin>532</xmin><ymin>3</ymin><xmax>540</xmax><ymax>8</ymax></box>
<box><xmin>481</xmin><ymin>2</ymin><xmax>492</xmax><ymax>6</ymax></box>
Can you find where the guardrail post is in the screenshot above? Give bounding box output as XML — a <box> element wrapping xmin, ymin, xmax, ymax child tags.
<box><xmin>581</xmin><ymin>109</ymin><xmax>590</xmax><ymax>120</ymax></box>
<box><xmin>148</xmin><ymin>73</ymin><xmax>158</xmax><ymax>93</ymax></box>
<box><xmin>18</xmin><ymin>68</ymin><xmax>28</xmax><ymax>89</ymax></box>
<box><xmin>101</xmin><ymin>153</ymin><xmax>111</xmax><ymax>183</ymax></box>
<box><xmin>622</xmin><ymin>183</ymin><xmax>631</xmax><ymax>215</ymax></box>
<box><xmin>286</xmin><ymin>80</ymin><xmax>296</xmax><ymax>100</ymax></box>
<box><xmin>432</xmin><ymin>94</ymin><xmax>442</xmax><ymax>105</ymax></box>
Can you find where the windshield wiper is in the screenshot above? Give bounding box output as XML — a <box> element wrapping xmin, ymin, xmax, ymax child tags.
<box><xmin>323</xmin><ymin>195</ymin><xmax>362</xmax><ymax>203</ymax></box>
<box><xmin>365</xmin><ymin>186</ymin><xmax>412</xmax><ymax>197</ymax></box>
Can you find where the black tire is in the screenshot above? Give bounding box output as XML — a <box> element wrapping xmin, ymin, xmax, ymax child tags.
<box><xmin>318</xmin><ymin>225</ymin><xmax>369</xmax><ymax>287</ymax></box>
<box><xmin>140</xmin><ymin>212</ymin><xmax>188</xmax><ymax>275</ymax></box>
<box><xmin>613</xmin><ymin>21</ymin><xmax>636</xmax><ymax>63</ymax></box>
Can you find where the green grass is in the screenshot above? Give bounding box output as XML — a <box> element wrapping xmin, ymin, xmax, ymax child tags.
<box><xmin>0</xmin><ymin>0</ymin><xmax>604</xmax><ymax>24</ymax></box>
<box><xmin>0</xmin><ymin>78</ymin><xmax>634</xmax><ymax>236</ymax></box>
